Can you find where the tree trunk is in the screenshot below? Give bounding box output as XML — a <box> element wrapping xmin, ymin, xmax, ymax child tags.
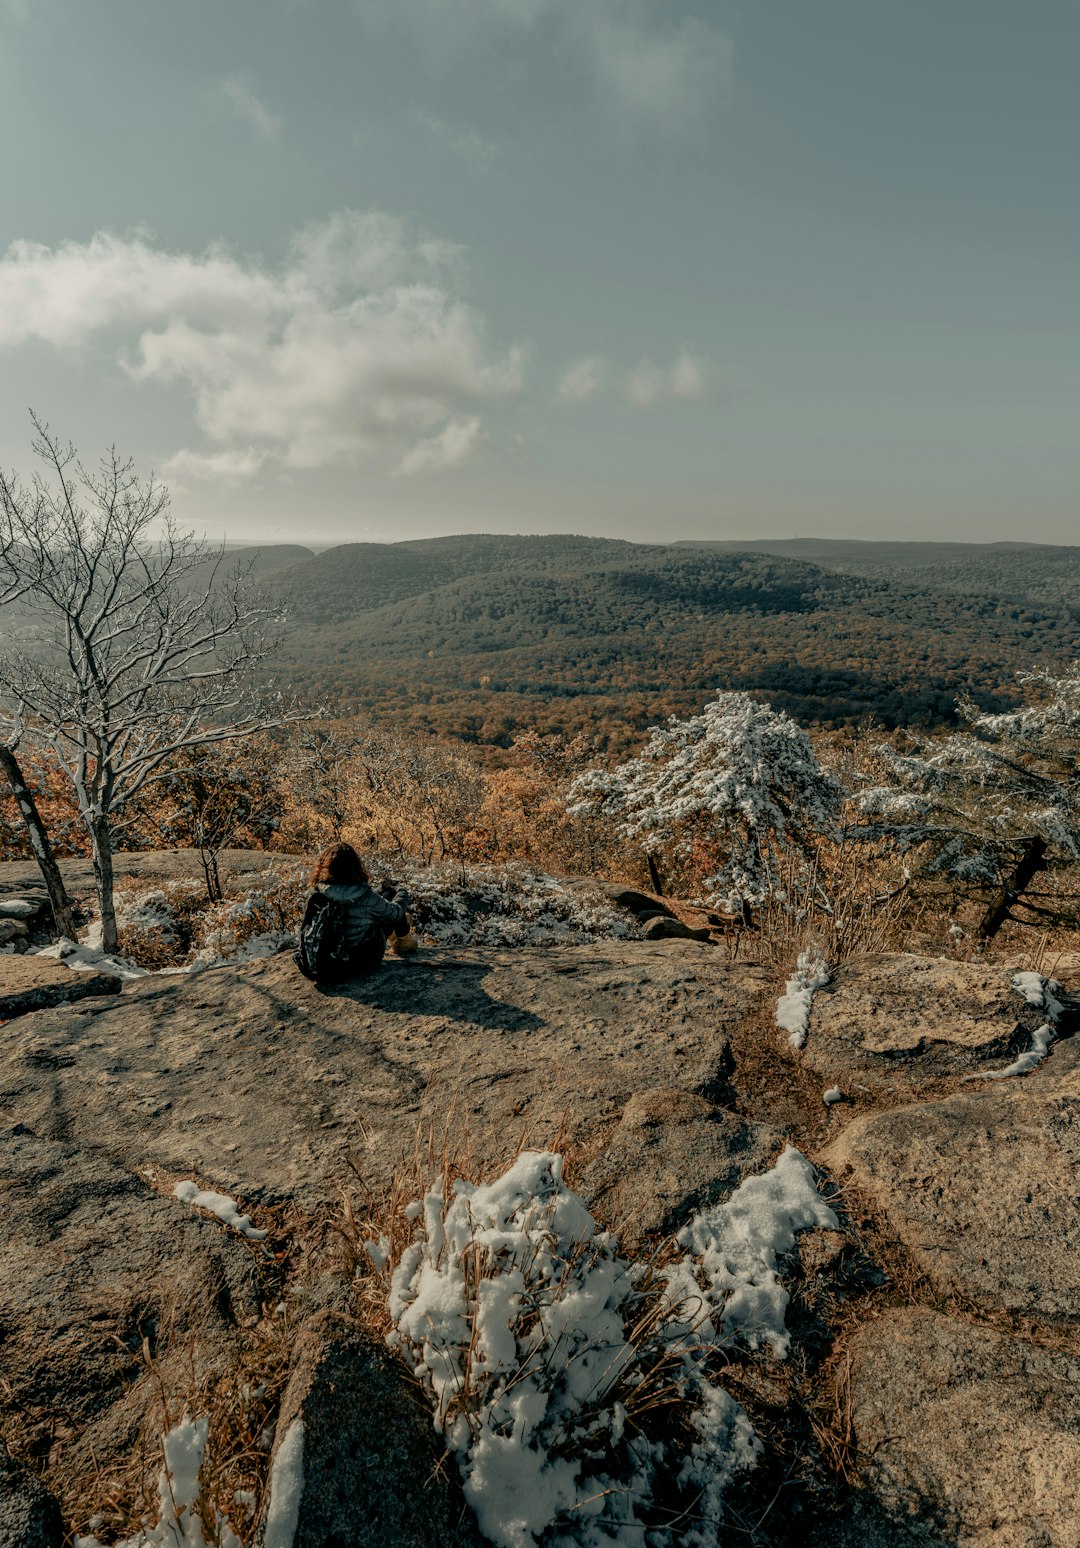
<box><xmin>88</xmin><ymin>814</ymin><xmax>118</xmax><ymax>954</ymax></box>
<box><xmin>646</xmin><ymin>851</ymin><xmax>664</xmax><ymax>895</ymax></box>
<box><xmin>0</xmin><ymin>744</ymin><xmax>79</xmax><ymax>940</ymax></box>
<box><xmin>977</xmin><ymin>835</ymin><xmax>1048</xmax><ymax>941</ymax></box>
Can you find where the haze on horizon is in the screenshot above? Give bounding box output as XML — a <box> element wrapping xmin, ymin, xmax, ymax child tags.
<box><xmin>0</xmin><ymin>0</ymin><xmax>1077</xmax><ymax>549</ymax></box>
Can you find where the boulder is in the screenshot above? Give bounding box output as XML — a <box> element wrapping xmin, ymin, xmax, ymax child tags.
<box><xmin>642</xmin><ymin>915</ymin><xmax>712</xmax><ymax>942</ymax></box>
<box><xmin>845</xmin><ymin>1307</ymin><xmax>1080</xmax><ymax>1548</ymax></box>
<box><xmin>798</xmin><ymin>954</ymin><xmax>1053</xmax><ymax>1096</ymax></box>
<box><xmin>0</xmin><ymin>1441</ymin><xmax>64</xmax><ymax>1548</ymax></box>
<box><xmin>822</xmin><ymin>1038</ymin><xmax>1080</xmax><ymax>1320</ymax></box>
<box><xmin>0</xmin><ymin>955</ymin><xmax>122</xmax><ymax>1020</ymax></box>
<box><xmin>578</xmin><ymin>1085</ymin><xmax>782</xmax><ymax>1242</ymax></box>
<box><xmin>0</xmin><ymin>1123</ymin><xmax>265</xmax><ymax>1525</ymax></box>
<box><xmin>0</xmin><ymin>918</ymin><xmax>28</xmax><ymax>945</ymax></box>
<box><xmin>0</xmin><ymin>894</ymin><xmax>52</xmax><ymax>931</ymax></box>
<box><xmin>0</xmin><ymin>945</ymin><xmax>770</xmax><ymax>1207</ymax></box>
<box><xmin>259</xmin><ymin>1312</ymin><xmax>481</xmax><ymax>1547</ymax></box>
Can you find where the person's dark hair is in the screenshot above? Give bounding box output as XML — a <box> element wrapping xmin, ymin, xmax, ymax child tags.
<box><xmin>309</xmin><ymin>843</ymin><xmax>368</xmax><ymax>888</ymax></box>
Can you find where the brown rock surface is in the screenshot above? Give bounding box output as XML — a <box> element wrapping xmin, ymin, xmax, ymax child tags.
<box><xmin>822</xmin><ymin>1037</ymin><xmax>1080</xmax><ymax>1320</ymax></box>
<box><xmin>846</xmin><ymin>1307</ymin><xmax>1080</xmax><ymax>1548</ymax></box>
<box><xmin>799</xmin><ymin>953</ymin><xmax>1052</xmax><ymax>1095</ymax></box>
<box><xmin>577</xmin><ymin>1085</ymin><xmax>782</xmax><ymax>1242</ymax></box>
<box><xmin>259</xmin><ymin>1312</ymin><xmax>482</xmax><ymax>1548</ymax></box>
<box><xmin>0</xmin><ymin>1123</ymin><xmax>266</xmax><ymax>1524</ymax></box>
<box><xmin>0</xmin><ymin>944</ymin><xmax>769</xmax><ymax>1209</ymax></box>
<box><xmin>0</xmin><ymin>954</ymin><xmax>123</xmax><ymax>1020</ymax></box>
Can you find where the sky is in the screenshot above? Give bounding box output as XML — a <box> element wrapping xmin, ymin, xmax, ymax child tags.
<box><xmin>0</xmin><ymin>0</ymin><xmax>1077</xmax><ymax>548</ymax></box>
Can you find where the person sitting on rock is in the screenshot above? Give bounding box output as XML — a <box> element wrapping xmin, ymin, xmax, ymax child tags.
<box><xmin>296</xmin><ymin>843</ymin><xmax>413</xmax><ymax>984</ymax></box>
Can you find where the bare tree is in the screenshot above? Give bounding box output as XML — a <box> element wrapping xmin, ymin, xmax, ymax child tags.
<box><xmin>0</xmin><ymin>415</ymin><xmax>304</xmax><ymax>952</ymax></box>
<box><xmin>0</xmin><ymin>490</ymin><xmax>79</xmax><ymax>936</ymax></box>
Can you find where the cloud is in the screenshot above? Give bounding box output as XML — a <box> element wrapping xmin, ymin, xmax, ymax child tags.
<box><xmin>0</xmin><ymin>211</ymin><xmax>524</xmax><ymax>479</ymax></box>
<box><xmin>629</xmin><ymin>349</ymin><xmax>707</xmax><ymax>407</ymax></box>
<box><xmin>360</xmin><ymin>0</ymin><xmax>730</xmax><ymax>135</ymax></box>
<box><xmin>557</xmin><ymin>356</ymin><xmax>604</xmax><ymax>403</ymax></box>
<box><xmin>412</xmin><ymin>106</ymin><xmax>499</xmax><ymax>173</ymax></box>
<box><xmin>396</xmin><ymin>415</ymin><xmax>484</xmax><ymax>475</ymax></box>
<box><xmin>217</xmin><ymin>74</ymin><xmax>281</xmax><ymax>140</ymax></box>
<box><xmin>162</xmin><ymin>446</ymin><xmax>269</xmax><ymax>484</ymax></box>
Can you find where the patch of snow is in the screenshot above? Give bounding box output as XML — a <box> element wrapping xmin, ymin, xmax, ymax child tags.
<box><xmin>387</xmin><ymin>1144</ymin><xmax>833</xmax><ymax>1548</ymax></box>
<box><xmin>174</xmin><ymin>1180</ymin><xmax>268</xmax><ymax>1240</ymax></box>
<box><xmin>264</xmin><ymin>1418</ymin><xmax>305</xmax><ymax>1548</ymax></box>
<box><xmin>980</xmin><ymin>1023</ymin><xmax>1055</xmax><ymax>1080</ymax></box>
<box><xmin>665</xmin><ymin>1144</ymin><xmax>839</xmax><ymax>1359</ymax></box>
<box><xmin>776</xmin><ymin>948</ymin><xmax>830</xmax><ymax>1049</ymax></box>
<box><xmin>975</xmin><ymin>971</ymin><xmax>1066</xmax><ymax>1080</ymax></box>
<box><xmin>75</xmin><ymin>1413</ymin><xmax>241</xmax><ymax>1548</ymax></box>
<box><xmin>822</xmin><ymin>1086</ymin><xmax>843</xmax><ymax>1106</ymax></box>
<box><xmin>34</xmin><ymin>930</ymin><xmax>148</xmax><ymax>980</ymax></box>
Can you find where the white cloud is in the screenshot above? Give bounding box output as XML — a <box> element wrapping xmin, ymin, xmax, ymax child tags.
<box><xmin>0</xmin><ymin>211</ymin><xmax>524</xmax><ymax>479</ymax></box>
<box><xmin>557</xmin><ymin>356</ymin><xmax>604</xmax><ymax>403</ymax></box>
<box><xmin>629</xmin><ymin>348</ymin><xmax>707</xmax><ymax>407</ymax></box>
<box><xmin>217</xmin><ymin>74</ymin><xmax>281</xmax><ymax>140</ymax></box>
<box><xmin>396</xmin><ymin>415</ymin><xmax>484</xmax><ymax>475</ymax></box>
<box><xmin>360</xmin><ymin>0</ymin><xmax>729</xmax><ymax>135</ymax></box>
<box><xmin>162</xmin><ymin>446</ymin><xmax>269</xmax><ymax>484</ymax></box>
<box><xmin>670</xmin><ymin>348</ymin><xmax>706</xmax><ymax>398</ymax></box>
<box><xmin>412</xmin><ymin>105</ymin><xmax>499</xmax><ymax>173</ymax></box>
<box><xmin>576</xmin><ymin>11</ymin><xmax>731</xmax><ymax>135</ymax></box>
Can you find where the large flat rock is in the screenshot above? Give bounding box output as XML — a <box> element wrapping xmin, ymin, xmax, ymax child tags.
<box><xmin>846</xmin><ymin>1307</ymin><xmax>1080</xmax><ymax>1548</ymax></box>
<box><xmin>0</xmin><ymin>954</ymin><xmax>122</xmax><ymax>1019</ymax></box>
<box><xmin>823</xmin><ymin>1038</ymin><xmax>1080</xmax><ymax>1319</ymax></box>
<box><xmin>0</xmin><ymin>1123</ymin><xmax>264</xmax><ymax>1526</ymax></box>
<box><xmin>0</xmin><ymin>945</ymin><xmax>769</xmax><ymax>1212</ymax></box>
<box><xmin>799</xmin><ymin>954</ymin><xmax>1051</xmax><ymax>1095</ymax></box>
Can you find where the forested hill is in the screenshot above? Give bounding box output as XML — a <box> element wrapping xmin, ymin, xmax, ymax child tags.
<box><xmin>676</xmin><ymin>537</ymin><xmax>1080</xmax><ymax>608</ymax></box>
<box><xmin>258</xmin><ymin>534</ymin><xmax>1080</xmax><ymax>748</ymax></box>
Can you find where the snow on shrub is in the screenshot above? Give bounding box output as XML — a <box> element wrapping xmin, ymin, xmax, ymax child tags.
<box><xmin>192</xmin><ymin>866</ymin><xmax>309</xmax><ymax>963</ymax></box>
<box><xmin>568</xmin><ymin>692</ymin><xmax>841</xmax><ymax>919</ymax></box>
<box><xmin>75</xmin><ymin>1413</ymin><xmax>239</xmax><ymax>1548</ymax></box>
<box><xmin>397</xmin><ymin>863</ymin><xmax>640</xmax><ymax>948</ymax></box>
<box><xmin>381</xmin><ymin>1146</ymin><xmax>835</xmax><ymax>1548</ymax></box>
<box><xmin>115</xmin><ymin>881</ymin><xmax>206</xmax><ymax>970</ymax></box>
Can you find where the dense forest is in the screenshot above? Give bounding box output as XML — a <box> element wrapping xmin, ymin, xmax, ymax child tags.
<box><xmin>249</xmin><ymin>535</ymin><xmax>1080</xmax><ymax>749</ymax></box>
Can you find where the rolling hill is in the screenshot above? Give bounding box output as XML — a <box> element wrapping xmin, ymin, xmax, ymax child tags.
<box><xmin>259</xmin><ymin>535</ymin><xmax>1080</xmax><ymax>748</ymax></box>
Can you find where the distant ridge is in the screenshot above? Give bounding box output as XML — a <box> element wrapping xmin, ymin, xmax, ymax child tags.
<box><xmin>258</xmin><ymin>531</ymin><xmax>1080</xmax><ymax>743</ymax></box>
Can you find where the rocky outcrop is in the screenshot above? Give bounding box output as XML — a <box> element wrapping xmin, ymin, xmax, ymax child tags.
<box><xmin>799</xmin><ymin>953</ymin><xmax>1054</xmax><ymax>1095</ymax></box>
<box><xmin>259</xmin><ymin>1313</ymin><xmax>482</xmax><ymax>1548</ymax></box>
<box><xmin>0</xmin><ymin>954</ymin><xmax>122</xmax><ymax>1019</ymax></box>
<box><xmin>0</xmin><ymin>1123</ymin><xmax>266</xmax><ymax>1528</ymax></box>
<box><xmin>845</xmin><ymin>1307</ymin><xmax>1080</xmax><ymax>1548</ymax></box>
<box><xmin>0</xmin><ymin>1441</ymin><xmax>64</xmax><ymax>1548</ymax></box>
<box><xmin>576</xmin><ymin>1086</ymin><xmax>782</xmax><ymax>1243</ymax></box>
<box><xmin>0</xmin><ymin>944</ymin><xmax>768</xmax><ymax>1207</ymax></box>
<box><xmin>2</xmin><ymin>934</ymin><xmax>1079</xmax><ymax>1548</ymax></box>
<box><xmin>823</xmin><ymin>1037</ymin><xmax>1080</xmax><ymax>1320</ymax></box>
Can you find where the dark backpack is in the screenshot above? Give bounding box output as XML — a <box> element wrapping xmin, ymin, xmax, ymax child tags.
<box><xmin>295</xmin><ymin>892</ymin><xmax>387</xmax><ymax>984</ymax></box>
<box><xmin>294</xmin><ymin>893</ymin><xmax>354</xmax><ymax>984</ymax></box>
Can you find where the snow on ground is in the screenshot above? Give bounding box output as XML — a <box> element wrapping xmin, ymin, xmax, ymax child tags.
<box><xmin>384</xmin><ymin>1145</ymin><xmax>833</xmax><ymax>1548</ymax></box>
<box><xmin>975</xmin><ymin>970</ymin><xmax>1066</xmax><ymax>1080</ymax></box>
<box><xmin>33</xmin><ymin>925</ymin><xmax>148</xmax><ymax>981</ymax></box>
<box><xmin>75</xmin><ymin>1414</ymin><xmax>240</xmax><ymax>1548</ymax></box>
<box><xmin>174</xmin><ymin>1180</ymin><xmax>268</xmax><ymax>1241</ymax></box>
<box><xmin>822</xmin><ymin>1086</ymin><xmax>843</xmax><ymax>1105</ymax></box>
<box><xmin>665</xmin><ymin>1144</ymin><xmax>839</xmax><ymax>1360</ymax></box>
<box><xmin>263</xmin><ymin>1419</ymin><xmax>305</xmax><ymax>1548</ymax></box>
<box><xmin>775</xmin><ymin>948</ymin><xmax>830</xmax><ymax>1048</ymax></box>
